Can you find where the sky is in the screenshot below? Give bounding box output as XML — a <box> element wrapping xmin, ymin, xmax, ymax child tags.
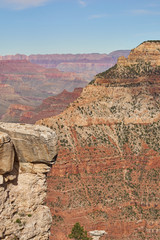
<box><xmin>0</xmin><ymin>0</ymin><xmax>160</xmax><ymax>55</ymax></box>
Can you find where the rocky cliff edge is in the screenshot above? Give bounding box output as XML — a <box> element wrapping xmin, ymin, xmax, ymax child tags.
<box><xmin>0</xmin><ymin>122</ymin><xmax>57</xmax><ymax>240</ymax></box>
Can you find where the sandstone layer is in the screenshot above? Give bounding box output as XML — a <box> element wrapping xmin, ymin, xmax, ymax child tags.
<box><xmin>37</xmin><ymin>41</ymin><xmax>160</xmax><ymax>240</ymax></box>
<box><xmin>0</xmin><ymin>123</ymin><xmax>57</xmax><ymax>240</ymax></box>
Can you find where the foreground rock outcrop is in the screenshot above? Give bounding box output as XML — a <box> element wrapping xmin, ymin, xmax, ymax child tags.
<box><xmin>0</xmin><ymin>123</ymin><xmax>57</xmax><ymax>240</ymax></box>
<box><xmin>37</xmin><ymin>41</ymin><xmax>160</xmax><ymax>240</ymax></box>
<box><xmin>0</xmin><ymin>132</ymin><xmax>14</xmax><ymax>175</ymax></box>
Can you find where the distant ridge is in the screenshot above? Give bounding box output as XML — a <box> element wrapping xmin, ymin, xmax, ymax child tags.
<box><xmin>0</xmin><ymin>51</ymin><xmax>130</xmax><ymax>69</ymax></box>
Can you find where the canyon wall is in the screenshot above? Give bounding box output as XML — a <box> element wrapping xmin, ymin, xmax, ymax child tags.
<box><xmin>1</xmin><ymin>88</ymin><xmax>83</xmax><ymax>124</ymax></box>
<box><xmin>37</xmin><ymin>41</ymin><xmax>160</xmax><ymax>239</ymax></box>
<box><xmin>0</xmin><ymin>60</ymin><xmax>87</xmax><ymax>119</ymax></box>
<box><xmin>0</xmin><ymin>51</ymin><xmax>130</xmax><ymax>122</ymax></box>
<box><xmin>0</xmin><ymin>51</ymin><xmax>130</xmax><ymax>69</ymax></box>
<box><xmin>0</xmin><ymin>123</ymin><xmax>57</xmax><ymax>240</ymax></box>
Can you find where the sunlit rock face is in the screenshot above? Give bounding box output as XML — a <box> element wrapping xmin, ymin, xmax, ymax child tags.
<box><xmin>118</xmin><ymin>41</ymin><xmax>160</xmax><ymax>66</ymax></box>
<box><xmin>37</xmin><ymin>41</ymin><xmax>160</xmax><ymax>240</ymax></box>
<box><xmin>0</xmin><ymin>132</ymin><xmax>14</xmax><ymax>175</ymax></box>
<box><xmin>0</xmin><ymin>123</ymin><xmax>57</xmax><ymax>240</ymax></box>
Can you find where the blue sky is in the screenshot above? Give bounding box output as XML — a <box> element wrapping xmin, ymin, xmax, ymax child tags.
<box><xmin>0</xmin><ymin>0</ymin><xmax>160</xmax><ymax>55</ymax></box>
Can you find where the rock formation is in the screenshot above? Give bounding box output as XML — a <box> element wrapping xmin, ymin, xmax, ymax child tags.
<box><xmin>0</xmin><ymin>60</ymin><xmax>86</xmax><ymax>119</ymax></box>
<box><xmin>37</xmin><ymin>41</ymin><xmax>160</xmax><ymax>239</ymax></box>
<box><xmin>89</xmin><ymin>230</ymin><xmax>106</xmax><ymax>240</ymax></box>
<box><xmin>0</xmin><ymin>122</ymin><xmax>57</xmax><ymax>240</ymax></box>
<box><xmin>0</xmin><ymin>51</ymin><xmax>130</xmax><ymax>121</ymax></box>
<box><xmin>2</xmin><ymin>88</ymin><xmax>83</xmax><ymax>124</ymax></box>
<box><xmin>0</xmin><ymin>51</ymin><xmax>130</xmax><ymax>69</ymax></box>
<box><xmin>0</xmin><ymin>132</ymin><xmax>14</xmax><ymax>175</ymax></box>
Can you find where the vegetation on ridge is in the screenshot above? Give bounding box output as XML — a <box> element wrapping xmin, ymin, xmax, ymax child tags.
<box><xmin>68</xmin><ymin>222</ymin><xmax>91</xmax><ymax>240</ymax></box>
<box><xmin>136</xmin><ymin>40</ymin><xmax>160</xmax><ymax>47</ymax></box>
<box><xmin>89</xmin><ymin>60</ymin><xmax>160</xmax><ymax>85</ymax></box>
<box><xmin>140</xmin><ymin>40</ymin><xmax>160</xmax><ymax>44</ymax></box>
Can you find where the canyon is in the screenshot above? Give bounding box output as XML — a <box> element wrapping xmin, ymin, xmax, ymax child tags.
<box><xmin>0</xmin><ymin>60</ymin><xmax>87</xmax><ymax>119</ymax></box>
<box><xmin>37</xmin><ymin>41</ymin><xmax>160</xmax><ymax>239</ymax></box>
<box><xmin>1</xmin><ymin>88</ymin><xmax>83</xmax><ymax>124</ymax></box>
<box><xmin>0</xmin><ymin>51</ymin><xmax>130</xmax><ymax>123</ymax></box>
<box><xmin>0</xmin><ymin>42</ymin><xmax>159</xmax><ymax>239</ymax></box>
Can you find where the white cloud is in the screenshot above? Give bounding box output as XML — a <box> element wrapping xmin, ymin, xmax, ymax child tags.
<box><xmin>0</xmin><ymin>0</ymin><xmax>51</xmax><ymax>10</ymax></box>
<box><xmin>79</xmin><ymin>0</ymin><xmax>86</xmax><ymax>7</ymax></box>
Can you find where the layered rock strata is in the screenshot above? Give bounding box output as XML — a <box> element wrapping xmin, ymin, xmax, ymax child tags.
<box><xmin>0</xmin><ymin>60</ymin><xmax>87</xmax><ymax>119</ymax></box>
<box><xmin>0</xmin><ymin>51</ymin><xmax>130</xmax><ymax>69</ymax></box>
<box><xmin>2</xmin><ymin>88</ymin><xmax>83</xmax><ymax>124</ymax></box>
<box><xmin>37</xmin><ymin>41</ymin><xmax>160</xmax><ymax>240</ymax></box>
<box><xmin>0</xmin><ymin>51</ymin><xmax>130</xmax><ymax>121</ymax></box>
<box><xmin>0</xmin><ymin>123</ymin><xmax>57</xmax><ymax>240</ymax></box>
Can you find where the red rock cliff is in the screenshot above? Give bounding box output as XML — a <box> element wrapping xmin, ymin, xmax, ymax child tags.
<box><xmin>37</xmin><ymin>41</ymin><xmax>160</xmax><ymax>240</ymax></box>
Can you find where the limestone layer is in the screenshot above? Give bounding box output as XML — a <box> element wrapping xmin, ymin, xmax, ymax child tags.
<box><xmin>0</xmin><ymin>132</ymin><xmax>14</xmax><ymax>175</ymax></box>
<box><xmin>0</xmin><ymin>123</ymin><xmax>57</xmax><ymax>240</ymax></box>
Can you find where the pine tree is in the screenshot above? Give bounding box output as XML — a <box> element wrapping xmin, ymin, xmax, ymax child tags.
<box><xmin>68</xmin><ymin>222</ymin><xmax>91</xmax><ymax>240</ymax></box>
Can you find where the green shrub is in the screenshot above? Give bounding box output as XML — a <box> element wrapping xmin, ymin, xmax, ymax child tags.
<box><xmin>15</xmin><ymin>219</ymin><xmax>21</xmax><ymax>224</ymax></box>
<box><xmin>68</xmin><ymin>222</ymin><xmax>91</xmax><ymax>240</ymax></box>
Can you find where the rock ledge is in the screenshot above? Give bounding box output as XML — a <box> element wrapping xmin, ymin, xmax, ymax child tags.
<box><xmin>0</xmin><ymin>122</ymin><xmax>57</xmax><ymax>240</ymax></box>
